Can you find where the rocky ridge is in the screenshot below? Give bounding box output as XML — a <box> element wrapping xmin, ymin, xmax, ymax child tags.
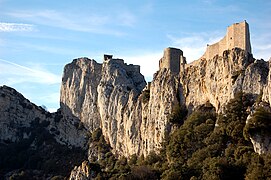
<box><xmin>0</xmin><ymin>85</ymin><xmax>88</xmax><ymax>148</ymax></box>
<box><xmin>60</xmin><ymin>46</ymin><xmax>271</xmax><ymax>157</ymax></box>
<box><xmin>0</xmin><ymin>85</ymin><xmax>90</xmax><ymax>178</ymax></box>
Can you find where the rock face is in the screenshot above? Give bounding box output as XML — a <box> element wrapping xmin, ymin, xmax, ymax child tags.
<box><xmin>60</xmin><ymin>58</ymin><xmax>102</xmax><ymax>132</ymax></box>
<box><xmin>0</xmin><ymin>85</ymin><xmax>88</xmax><ymax>148</ymax></box>
<box><xmin>181</xmin><ymin>48</ymin><xmax>268</xmax><ymax>112</ymax></box>
<box><xmin>245</xmin><ymin>102</ymin><xmax>271</xmax><ymax>154</ymax></box>
<box><xmin>262</xmin><ymin>58</ymin><xmax>271</xmax><ymax>104</ymax></box>
<box><xmin>60</xmin><ymin>47</ymin><xmax>270</xmax><ymax>157</ymax></box>
<box><xmin>60</xmin><ymin>56</ymin><xmax>180</xmax><ymax>156</ymax></box>
<box><xmin>250</xmin><ymin>134</ymin><xmax>271</xmax><ymax>154</ymax></box>
<box><xmin>69</xmin><ymin>161</ymin><xmax>91</xmax><ymax>180</ymax></box>
<box><xmin>0</xmin><ymin>85</ymin><xmax>89</xmax><ymax>178</ymax></box>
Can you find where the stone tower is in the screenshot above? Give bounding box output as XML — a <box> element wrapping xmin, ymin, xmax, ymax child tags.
<box><xmin>159</xmin><ymin>47</ymin><xmax>185</xmax><ymax>73</ymax></box>
<box><xmin>201</xmin><ymin>21</ymin><xmax>251</xmax><ymax>60</ymax></box>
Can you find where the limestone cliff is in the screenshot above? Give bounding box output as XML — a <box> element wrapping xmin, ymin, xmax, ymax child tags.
<box><xmin>0</xmin><ymin>85</ymin><xmax>89</xmax><ymax>178</ymax></box>
<box><xmin>60</xmin><ymin>56</ymin><xmax>180</xmax><ymax>156</ymax></box>
<box><xmin>60</xmin><ymin>44</ymin><xmax>271</xmax><ymax>157</ymax></box>
<box><xmin>0</xmin><ymin>85</ymin><xmax>88</xmax><ymax>148</ymax></box>
<box><xmin>181</xmin><ymin>48</ymin><xmax>268</xmax><ymax>112</ymax></box>
<box><xmin>262</xmin><ymin>58</ymin><xmax>271</xmax><ymax>104</ymax></box>
<box><xmin>69</xmin><ymin>161</ymin><xmax>91</xmax><ymax>180</ymax></box>
<box><xmin>245</xmin><ymin>102</ymin><xmax>271</xmax><ymax>154</ymax></box>
<box><xmin>60</xmin><ymin>58</ymin><xmax>102</xmax><ymax>132</ymax></box>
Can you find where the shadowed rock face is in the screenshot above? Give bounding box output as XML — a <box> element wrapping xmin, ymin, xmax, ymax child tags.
<box><xmin>0</xmin><ymin>85</ymin><xmax>89</xmax><ymax>178</ymax></box>
<box><xmin>0</xmin><ymin>85</ymin><xmax>88</xmax><ymax>148</ymax></box>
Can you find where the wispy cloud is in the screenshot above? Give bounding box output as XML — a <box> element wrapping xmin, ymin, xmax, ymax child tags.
<box><xmin>0</xmin><ymin>22</ymin><xmax>34</xmax><ymax>32</ymax></box>
<box><xmin>0</xmin><ymin>59</ymin><xmax>61</xmax><ymax>85</ymax></box>
<box><xmin>7</xmin><ymin>9</ymin><xmax>136</xmax><ymax>35</ymax></box>
<box><xmin>167</xmin><ymin>32</ymin><xmax>223</xmax><ymax>62</ymax></box>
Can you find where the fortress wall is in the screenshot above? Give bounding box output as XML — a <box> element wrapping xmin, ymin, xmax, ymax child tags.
<box><xmin>226</xmin><ymin>24</ymin><xmax>235</xmax><ymax>49</ymax></box>
<box><xmin>218</xmin><ymin>36</ymin><xmax>227</xmax><ymax>57</ymax></box>
<box><xmin>205</xmin><ymin>42</ymin><xmax>220</xmax><ymax>60</ymax></box>
<box><xmin>159</xmin><ymin>58</ymin><xmax>170</xmax><ymax>70</ymax></box>
<box><xmin>169</xmin><ymin>48</ymin><xmax>182</xmax><ymax>73</ymax></box>
<box><xmin>159</xmin><ymin>47</ymin><xmax>182</xmax><ymax>73</ymax></box>
<box><xmin>200</xmin><ymin>21</ymin><xmax>251</xmax><ymax>60</ymax></box>
<box><xmin>111</xmin><ymin>59</ymin><xmax>125</xmax><ymax>65</ymax></box>
<box><xmin>125</xmin><ymin>64</ymin><xmax>140</xmax><ymax>73</ymax></box>
<box><xmin>226</xmin><ymin>21</ymin><xmax>251</xmax><ymax>53</ymax></box>
<box><xmin>245</xmin><ymin>23</ymin><xmax>251</xmax><ymax>53</ymax></box>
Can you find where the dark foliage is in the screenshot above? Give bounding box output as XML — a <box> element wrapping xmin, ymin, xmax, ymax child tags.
<box><xmin>142</xmin><ymin>90</ymin><xmax>150</xmax><ymax>103</ymax></box>
<box><xmin>72</xmin><ymin>92</ymin><xmax>271</xmax><ymax>179</ymax></box>
<box><xmin>0</xmin><ymin>119</ymin><xmax>86</xmax><ymax>179</ymax></box>
<box><xmin>169</xmin><ymin>104</ymin><xmax>188</xmax><ymax>125</ymax></box>
<box><xmin>2</xmin><ymin>91</ymin><xmax>271</xmax><ymax>179</ymax></box>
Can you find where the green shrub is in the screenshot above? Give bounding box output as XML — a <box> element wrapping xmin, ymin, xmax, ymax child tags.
<box><xmin>142</xmin><ymin>90</ymin><xmax>150</xmax><ymax>103</ymax></box>
<box><xmin>92</xmin><ymin>128</ymin><xmax>103</xmax><ymax>142</ymax></box>
<box><xmin>244</xmin><ymin>107</ymin><xmax>271</xmax><ymax>139</ymax></box>
<box><xmin>169</xmin><ymin>104</ymin><xmax>188</xmax><ymax>125</ymax></box>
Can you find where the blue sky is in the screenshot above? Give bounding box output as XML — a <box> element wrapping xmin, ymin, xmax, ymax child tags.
<box><xmin>0</xmin><ymin>0</ymin><xmax>270</xmax><ymax>112</ymax></box>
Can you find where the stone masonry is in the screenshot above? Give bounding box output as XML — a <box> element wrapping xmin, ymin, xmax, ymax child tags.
<box><xmin>201</xmin><ymin>21</ymin><xmax>251</xmax><ymax>60</ymax></box>
<box><xmin>159</xmin><ymin>21</ymin><xmax>252</xmax><ymax>74</ymax></box>
<box><xmin>159</xmin><ymin>47</ymin><xmax>186</xmax><ymax>73</ymax></box>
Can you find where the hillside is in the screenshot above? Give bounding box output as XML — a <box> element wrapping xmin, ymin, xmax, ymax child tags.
<box><xmin>1</xmin><ymin>21</ymin><xmax>271</xmax><ymax>179</ymax></box>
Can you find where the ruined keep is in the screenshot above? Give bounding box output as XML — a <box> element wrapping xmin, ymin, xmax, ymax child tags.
<box><xmin>201</xmin><ymin>21</ymin><xmax>251</xmax><ymax>60</ymax></box>
<box><xmin>159</xmin><ymin>47</ymin><xmax>185</xmax><ymax>73</ymax></box>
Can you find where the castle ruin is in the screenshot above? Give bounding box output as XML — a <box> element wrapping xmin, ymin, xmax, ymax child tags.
<box><xmin>201</xmin><ymin>21</ymin><xmax>251</xmax><ymax>60</ymax></box>
<box><xmin>103</xmin><ymin>54</ymin><xmax>141</xmax><ymax>74</ymax></box>
<box><xmin>159</xmin><ymin>21</ymin><xmax>252</xmax><ymax>73</ymax></box>
<box><xmin>159</xmin><ymin>47</ymin><xmax>186</xmax><ymax>74</ymax></box>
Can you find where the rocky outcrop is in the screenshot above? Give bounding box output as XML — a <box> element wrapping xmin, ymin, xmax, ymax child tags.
<box><xmin>0</xmin><ymin>85</ymin><xmax>88</xmax><ymax>148</ymax></box>
<box><xmin>262</xmin><ymin>58</ymin><xmax>271</xmax><ymax>103</ymax></box>
<box><xmin>69</xmin><ymin>161</ymin><xmax>91</xmax><ymax>180</ymax></box>
<box><xmin>143</xmin><ymin>69</ymin><xmax>180</xmax><ymax>152</ymax></box>
<box><xmin>60</xmin><ymin>56</ymin><xmax>180</xmax><ymax>156</ymax></box>
<box><xmin>0</xmin><ymin>85</ymin><xmax>90</xmax><ymax>178</ymax></box>
<box><xmin>250</xmin><ymin>134</ymin><xmax>271</xmax><ymax>154</ymax></box>
<box><xmin>181</xmin><ymin>48</ymin><xmax>268</xmax><ymax>112</ymax></box>
<box><xmin>245</xmin><ymin>102</ymin><xmax>271</xmax><ymax>154</ymax></box>
<box><xmin>60</xmin><ymin>58</ymin><xmax>102</xmax><ymax>132</ymax></box>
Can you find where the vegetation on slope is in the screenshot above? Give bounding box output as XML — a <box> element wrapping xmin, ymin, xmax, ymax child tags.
<box><xmin>0</xmin><ymin>118</ymin><xmax>86</xmax><ymax>179</ymax></box>
<box><xmin>86</xmin><ymin>92</ymin><xmax>271</xmax><ymax>179</ymax></box>
<box><xmin>2</xmin><ymin>92</ymin><xmax>271</xmax><ymax>179</ymax></box>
